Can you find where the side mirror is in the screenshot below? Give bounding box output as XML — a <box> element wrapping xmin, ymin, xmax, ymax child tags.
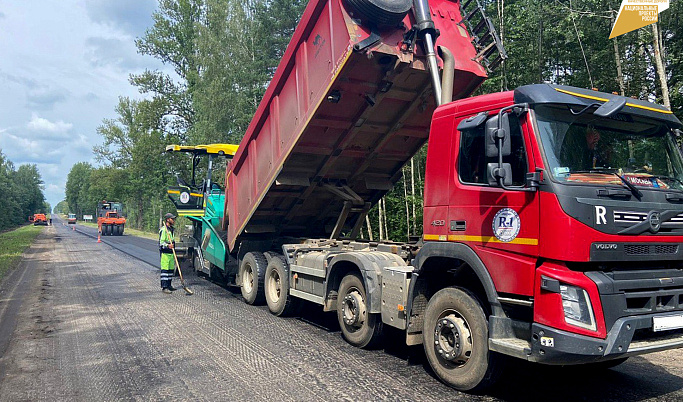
<box><xmin>487</xmin><ymin>163</ymin><xmax>512</xmax><ymax>186</ymax></box>
<box><xmin>485</xmin><ymin>114</ymin><xmax>511</xmax><ymax>158</ymax></box>
<box><xmin>594</xmin><ymin>96</ymin><xmax>626</xmax><ymax>117</ymax></box>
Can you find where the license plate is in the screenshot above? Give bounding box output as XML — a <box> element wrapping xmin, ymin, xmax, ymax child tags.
<box><xmin>653</xmin><ymin>314</ymin><xmax>683</xmax><ymax>332</ymax></box>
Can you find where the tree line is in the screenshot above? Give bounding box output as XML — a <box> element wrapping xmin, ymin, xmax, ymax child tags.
<box><xmin>0</xmin><ymin>150</ymin><xmax>48</xmax><ymax>231</ymax></box>
<box><xmin>63</xmin><ymin>0</ymin><xmax>683</xmax><ymax>239</ymax></box>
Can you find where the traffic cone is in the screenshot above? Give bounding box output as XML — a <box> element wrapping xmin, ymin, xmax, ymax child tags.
<box><xmin>72</xmin><ymin>225</ymin><xmax>75</xmax><ymax>231</ymax></box>
<box><xmin>97</xmin><ymin>232</ymin><xmax>101</xmax><ymax>243</ymax></box>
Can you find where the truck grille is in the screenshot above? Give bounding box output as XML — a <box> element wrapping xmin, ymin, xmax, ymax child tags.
<box><xmin>624</xmin><ymin>244</ymin><xmax>679</xmax><ymax>255</ymax></box>
<box><xmin>587</xmin><ymin>268</ymin><xmax>683</xmax><ymax>331</ymax></box>
<box><xmin>614</xmin><ymin>211</ymin><xmax>683</xmax><ymax>227</ymax></box>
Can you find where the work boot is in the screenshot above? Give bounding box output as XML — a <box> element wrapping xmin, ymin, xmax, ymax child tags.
<box><xmin>162</xmin><ymin>288</ymin><xmax>172</xmax><ymax>294</ymax></box>
<box><xmin>168</xmin><ymin>286</ymin><xmax>177</xmax><ymax>291</ymax></box>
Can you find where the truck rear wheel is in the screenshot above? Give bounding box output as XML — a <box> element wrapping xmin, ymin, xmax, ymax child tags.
<box><xmin>265</xmin><ymin>255</ymin><xmax>299</xmax><ymax>316</ymax></box>
<box><xmin>240</xmin><ymin>252</ymin><xmax>267</xmax><ymax>305</ymax></box>
<box><xmin>423</xmin><ymin>287</ymin><xmax>502</xmax><ymax>392</ymax></box>
<box><xmin>337</xmin><ymin>273</ymin><xmax>383</xmax><ymax>348</ymax></box>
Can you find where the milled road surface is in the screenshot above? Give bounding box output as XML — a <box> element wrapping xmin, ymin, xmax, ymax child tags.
<box><xmin>0</xmin><ymin>221</ymin><xmax>682</xmax><ymax>401</ymax></box>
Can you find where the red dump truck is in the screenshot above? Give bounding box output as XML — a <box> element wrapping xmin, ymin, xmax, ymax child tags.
<box><xmin>194</xmin><ymin>0</ymin><xmax>683</xmax><ymax>392</ymax></box>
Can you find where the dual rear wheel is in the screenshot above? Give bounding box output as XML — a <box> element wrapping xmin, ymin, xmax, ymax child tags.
<box><xmin>239</xmin><ymin>252</ymin><xmax>301</xmax><ymax>316</ymax></box>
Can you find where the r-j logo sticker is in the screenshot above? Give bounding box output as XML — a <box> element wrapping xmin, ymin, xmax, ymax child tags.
<box><xmin>492</xmin><ymin>208</ymin><xmax>521</xmax><ymax>243</ymax></box>
<box><xmin>610</xmin><ymin>0</ymin><xmax>669</xmax><ymax>39</ymax></box>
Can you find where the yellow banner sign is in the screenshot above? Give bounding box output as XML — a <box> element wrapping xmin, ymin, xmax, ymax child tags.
<box><xmin>609</xmin><ymin>0</ymin><xmax>669</xmax><ymax>39</ymax></box>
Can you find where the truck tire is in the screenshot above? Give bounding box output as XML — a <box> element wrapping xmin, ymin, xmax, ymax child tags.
<box><xmin>240</xmin><ymin>252</ymin><xmax>267</xmax><ymax>305</ymax></box>
<box><xmin>265</xmin><ymin>255</ymin><xmax>300</xmax><ymax>316</ymax></box>
<box><xmin>102</xmin><ymin>224</ymin><xmax>109</xmax><ymax>236</ymax></box>
<box><xmin>337</xmin><ymin>273</ymin><xmax>383</xmax><ymax>348</ymax></box>
<box><xmin>343</xmin><ymin>0</ymin><xmax>412</xmax><ymax>27</ymax></box>
<box><xmin>119</xmin><ymin>225</ymin><xmax>125</xmax><ymax>235</ymax></box>
<box><xmin>423</xmin><ymin>287</ymin><xmax>503</xmax><ymax>392</ymax></box>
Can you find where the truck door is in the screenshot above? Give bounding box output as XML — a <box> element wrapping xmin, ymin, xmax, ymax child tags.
<box><xmin>450</xmin><ymin>111</ymin><xmax>540</xmax><ymax>296</ymax></box>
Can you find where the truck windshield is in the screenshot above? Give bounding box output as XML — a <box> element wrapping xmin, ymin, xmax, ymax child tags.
<box><xmin>534</xmin><ymin>104</ymin><xmax>683</xmax><ymax>191</ymax></box>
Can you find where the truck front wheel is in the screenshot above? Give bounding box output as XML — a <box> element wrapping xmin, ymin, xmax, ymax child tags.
<box><xmin>337</xmin><ymin>273</ymin><xmax>383</xmax><ymax>348</ymax></box>
<box><xmin>423</xmin><ymin>287</ymin><xmax>502</xmax><ymax>392</ymax></box>
<box><xmin>265</xmin><ymin>256</ymin><xmax>300</xmax><ymax>316</ymax></box>
<box><xmin>239</xmin><ymin>252</ymin><xmax>267</xmax><ymax>305</ymax></box>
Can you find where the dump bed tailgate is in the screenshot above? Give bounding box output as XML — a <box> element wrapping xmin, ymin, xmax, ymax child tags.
<box><xmin>225</xmin><ymin>0</ymin><xmax>486</xmax><ymax>251</ymax></box>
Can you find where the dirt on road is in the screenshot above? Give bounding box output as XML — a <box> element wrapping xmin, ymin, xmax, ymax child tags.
<box><xmin>0</xmin><ymin>224</ymin><xmax>682</xmax><ymax>401</ymax></box>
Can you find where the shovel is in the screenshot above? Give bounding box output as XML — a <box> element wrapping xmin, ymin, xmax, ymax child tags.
<box><xmin>172</xmin><ymin>248</ymin><xmax>194</xmax><ymax>295</ymax></box>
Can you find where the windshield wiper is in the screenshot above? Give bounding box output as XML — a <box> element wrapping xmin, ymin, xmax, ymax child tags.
<box><xmin>570</xmin><ymin>170</ymin><xmax>643</xmax><ymax>198</ymax></box>
<box><xmin>613</xmin><ymin>173</ymin><xmax>643</xmax><ymax>199</ymax></box>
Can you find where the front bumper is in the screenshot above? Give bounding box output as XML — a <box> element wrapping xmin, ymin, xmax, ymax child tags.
<box><xmin>528</xmin><ymin>312</ymin><xmax>683</xmax><ymax>365</ymax></box>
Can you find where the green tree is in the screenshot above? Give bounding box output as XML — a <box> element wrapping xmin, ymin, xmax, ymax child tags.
<box><xmin>65</xmin><ymin>162</ymin><xmax>93</xmax><ymax>218</ymax></box>
<box><xmin>54</xmin><ymin>200</ymin><xmax>69</xmax><ymax>215</ymax></box>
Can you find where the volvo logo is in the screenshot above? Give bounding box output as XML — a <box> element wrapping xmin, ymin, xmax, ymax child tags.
<box><xmin>594</xmin><ymin>243</ymin><xmax>618</xmax><ymax>250</ymax></box>
<box><xmin>648</xmin><ymin>211</ymin><xmax>662</xmax><ymax>233</ymax></box>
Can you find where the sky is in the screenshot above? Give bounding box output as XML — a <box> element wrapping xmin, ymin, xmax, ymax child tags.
<box><xmin>0</xmin><ymin>0</ymin><xmax>168</xmax><ymax>209</ymax></box>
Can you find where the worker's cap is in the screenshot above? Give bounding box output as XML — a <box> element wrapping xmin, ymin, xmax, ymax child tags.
<box><xmin>164</xmin><ymin>213</ymin><xmax>177</xmax><ymax>220</ymax></box>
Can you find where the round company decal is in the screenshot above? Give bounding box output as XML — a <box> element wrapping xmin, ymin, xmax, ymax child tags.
<box><xmin>492</xmin><ymin>208</ymin><xmax>521</xmax><ymax>242</ymax></box>
<box><xmin>180</xmin><ymin>192</ymin><xmax>190</xmax><ymax>204</ymax></box>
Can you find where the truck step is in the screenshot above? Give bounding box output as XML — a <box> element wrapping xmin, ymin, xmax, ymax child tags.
<box><xmin>489</xmin><ymin>337</ymin><xmax>531</xmax><ymax>360</ymax></box>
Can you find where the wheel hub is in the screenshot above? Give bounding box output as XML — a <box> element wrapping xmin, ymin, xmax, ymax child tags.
<box><xmin>268</xmin><ymin>271</ymin><xmax>281</xmax><ymax>301</ymax></box>
<box><xmin>243</xmin><ymin>266</ymin><xmax>253</xmax><ymax>292</ymax></box>
<box><xmin>342</xmin><ymin>291</ymin><xmax>366</xmax><ymax>327</ymax></box>
<box><xmin>434</xmin><ymin>314</ymin><xmax>472</xmax><ymax>363</ymax></box>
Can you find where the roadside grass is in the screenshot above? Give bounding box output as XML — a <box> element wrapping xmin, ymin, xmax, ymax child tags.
<box><xmin>77</xmin><ymin>221</ymin><xmax>158</xmax><ymax>240</ymax></box>
<box><xmin>0</xmin><ymin>225</ymin><xmax>44</xmax><ymax>283</ymax></box>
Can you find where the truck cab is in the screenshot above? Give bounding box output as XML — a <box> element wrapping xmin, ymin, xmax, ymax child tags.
<box><xmin>67</xmin><ymin>213</ymin><xmax>77</xmax><ymax>224</ymax></box>
<box><xmin>418</xmin><ymin>83</ymin><xmax>683</xmax><ymax>371</ymax></box>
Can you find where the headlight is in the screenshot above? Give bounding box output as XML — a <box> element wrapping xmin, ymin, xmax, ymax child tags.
<box><xmin>560</xmin><ymin>284</ymin><xmax>597</xmax><ymax>331</ymax></box>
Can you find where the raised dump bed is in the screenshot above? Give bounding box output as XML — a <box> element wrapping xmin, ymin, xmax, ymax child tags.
<box><xmin>225</xmin><ymin>0</ymin><xmax>487</xmax><ymax>250</ymax></box>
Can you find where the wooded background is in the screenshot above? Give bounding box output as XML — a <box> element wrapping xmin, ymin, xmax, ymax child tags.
<box><xmin>0</xmin><ymin>151</ymin><xmax>49</xmax><ymax>231</ymax></box>
<box><xmin>62</xmin><ymin>0</ymin><xmax>683</xmax><ymax>240</ymax></box>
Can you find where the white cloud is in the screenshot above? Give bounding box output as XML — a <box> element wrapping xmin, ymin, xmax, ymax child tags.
<box><xmin>85</xmin><ymin>0</ymin><xmax>157</xmax><ymax>38</ymax></box>
<box><xmin>27</xmin><ymin>113</ymin><xmax>73</xmax><ymax>133</ymax></box>
<box><xmin>26</xmin><ymin>87</ymin><xmax>68</xmax><ymax>109</ymax></box>
<box><xmin>85</xmin><ymin>36</ymin><xmax>150</xmax><ymax>71</ymax></box>
<box><xmin>0</xmin><ymin>1</ymin><xmax>172</xmax><ymax>209</ymax></box>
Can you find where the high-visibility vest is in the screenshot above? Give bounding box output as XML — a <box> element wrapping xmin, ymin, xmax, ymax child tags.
<box><xmin>159</xmin><ymin>225</ymin><xmax>175</xmax><ymax>253</ymax></box>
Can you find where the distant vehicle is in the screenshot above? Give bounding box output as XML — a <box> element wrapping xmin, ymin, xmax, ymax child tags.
<box><xmin>97</xmin><ymin>201</ymin><xmax>126</xmax><ymax>236</ymax></box>
<box><xmin>33</xmin><ymin>213</ymin><xmax>47</xmax><ymax>226</ymax></box>
<box><xmin>67</xmin><ymin>213</ymin><xmax>77</xmax><ymax>224</ymax></box>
